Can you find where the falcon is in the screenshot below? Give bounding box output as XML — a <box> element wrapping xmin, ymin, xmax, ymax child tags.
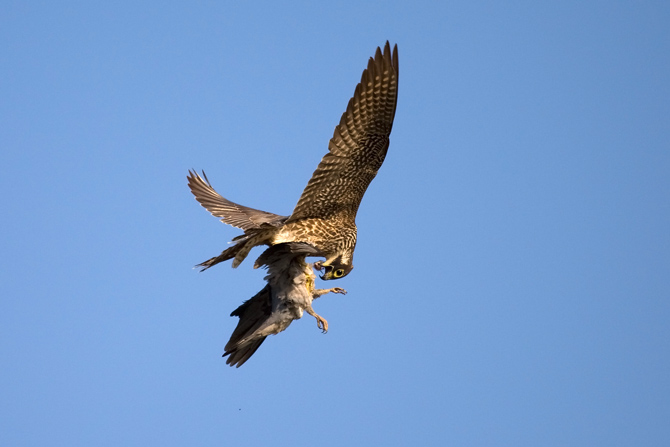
<box><xmin>188</xmin><ymin>42</ymin><xmax>399</xmax><ymax>280</ymax></box>
<box><xmin>223</xmin><ymin>243</ymin><xmax>346</xmax><ymax>367</ymax></box>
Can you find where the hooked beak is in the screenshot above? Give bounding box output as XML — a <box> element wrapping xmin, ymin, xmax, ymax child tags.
<box><xmin>319</xmin><ymin>265</ymin><xmax>333</xmax><ymax>281</ymax></box>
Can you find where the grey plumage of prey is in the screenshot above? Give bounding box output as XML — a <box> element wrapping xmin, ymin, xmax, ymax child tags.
<box><xmin>187</xmin><ymin>41</ymin><xmax>399</xmax><ymax>281</ymax></box>
<box><xmin>223</xmin><ymin>243</ymin><xmax>346</xmax><ymax>367</ymax></box>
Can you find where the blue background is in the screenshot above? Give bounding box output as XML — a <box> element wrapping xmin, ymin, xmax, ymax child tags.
<box><xmin>2</xmin><ymin>1</ymin><xmax>669</xmax><ymax>446</ymax></box>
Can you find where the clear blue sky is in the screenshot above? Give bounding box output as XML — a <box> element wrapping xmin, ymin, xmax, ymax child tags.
<box><xmin>2</xmin><ymin>1</ymin><xmax>669</xmax><ymax>446</ymax></box>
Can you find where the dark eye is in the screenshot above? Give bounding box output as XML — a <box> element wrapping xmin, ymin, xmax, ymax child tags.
<box><xmin>334</xmin><ymin>269</ymin><xmax>345</xmax><ymax>278</ymax></box>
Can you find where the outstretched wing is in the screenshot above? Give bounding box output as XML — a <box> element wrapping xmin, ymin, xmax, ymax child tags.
<box><xmin>187</xmin><ymin>170</ymin><xmax>287</xmax><ymax>231</ymax></box>
<box><xmin>287</xmin><ymin>42</ymin><xmax>399</xmax><ymax>223</ymax></box>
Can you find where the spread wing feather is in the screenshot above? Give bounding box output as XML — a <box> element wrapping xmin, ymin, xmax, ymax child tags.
<box><xmin>187</xmin><ymin>170</ymin><xmax>287</xmax><ymax>231</ymax></box>
<box><xmin>287</xmin><ymin>41</ymin><xmax>399</xmax><ymax>222</ymax></box>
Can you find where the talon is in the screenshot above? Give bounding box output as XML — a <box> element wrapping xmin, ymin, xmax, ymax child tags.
<box><xmin>317</xmin><ymin>316</ymin><xmax>329</xmax><ymax>333</ymax></box>
<box><xmin>313</xmin><ymin>261</ymin><xmax>323</xmax><ymax>271</ymax></box>
<box><xmin>332</xmin><ymin>287</ymin><xmax>347</xmax><ymax>295</ymax></box>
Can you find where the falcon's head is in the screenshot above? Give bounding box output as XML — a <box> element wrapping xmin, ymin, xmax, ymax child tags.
<box><xmin>316</xmin><ymin>255</ymin><xmax>353</xmax><ymax>280</ymax></box>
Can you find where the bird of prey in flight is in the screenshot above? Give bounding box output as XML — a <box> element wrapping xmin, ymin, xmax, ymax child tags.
<box><xmin>188</xmin><ymin>41</ymin><xmax>399</xmax><ymax>281</ymax></box>
<box><xmin>188</xmin><ymin>42</ymin><xmax>398</xmax><ymax>365</ymax></box>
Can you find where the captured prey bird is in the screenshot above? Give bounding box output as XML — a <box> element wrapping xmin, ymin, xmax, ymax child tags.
<box><xmin>187</xmin><ymin>41</ymin><xmax>399</xmax><ymax>281</ymax></box>
<box><xmin>222</xmin><ymin>243</ymin><xmax>347</xmax><ymax>367</ymax></box>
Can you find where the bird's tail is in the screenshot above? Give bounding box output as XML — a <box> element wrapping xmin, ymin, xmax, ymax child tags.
<box><xmin>197</xmin><ymin>230</ymin><xmax>271</xmax><ymax>271</ymax></box>
<box><xmin>196</xmin><ymin>243</ymin><xmax>243</xmax><ymax>271</ymax></box>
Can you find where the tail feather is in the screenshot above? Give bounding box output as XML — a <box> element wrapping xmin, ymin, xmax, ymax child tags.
<box><xmin>196</xmin><ymin>243</ymin><xmax>243</xmax><ymax>271</ymax></box>
<box><xmin>197</xmin><ymin>229</ymin><xmax>272</xmax><ymax>271</ymax></box>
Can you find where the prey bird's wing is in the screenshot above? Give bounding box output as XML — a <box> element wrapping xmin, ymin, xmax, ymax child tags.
<box><xmin>223</xmin><ymin>284</ymin><xmax>272</xmax><ymax>367</ymax></box>
<box><xmin>287</xmin><ymin>42</ymin><xmax>399</xmax><ymax>222</ymax></box>
<box><xmin>254</xmin><ymin>242</ymin><xmax>322</xmax><ymax>268</ymax></box>
<box><xmin>187</xmin><ymin>170</ymin><xmax>287</xmax><ymax>231</ymax></box>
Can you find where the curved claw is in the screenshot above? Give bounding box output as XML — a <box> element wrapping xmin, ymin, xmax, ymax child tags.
<box><xmin>316</xmin><ymin>316</ymin><xmax>329</xmax><ymax>334</ymax></box>
<box><xmin>331</xmin><ymin>287</ymin><xmax>347</xmax><ymax>295</ymax></box>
